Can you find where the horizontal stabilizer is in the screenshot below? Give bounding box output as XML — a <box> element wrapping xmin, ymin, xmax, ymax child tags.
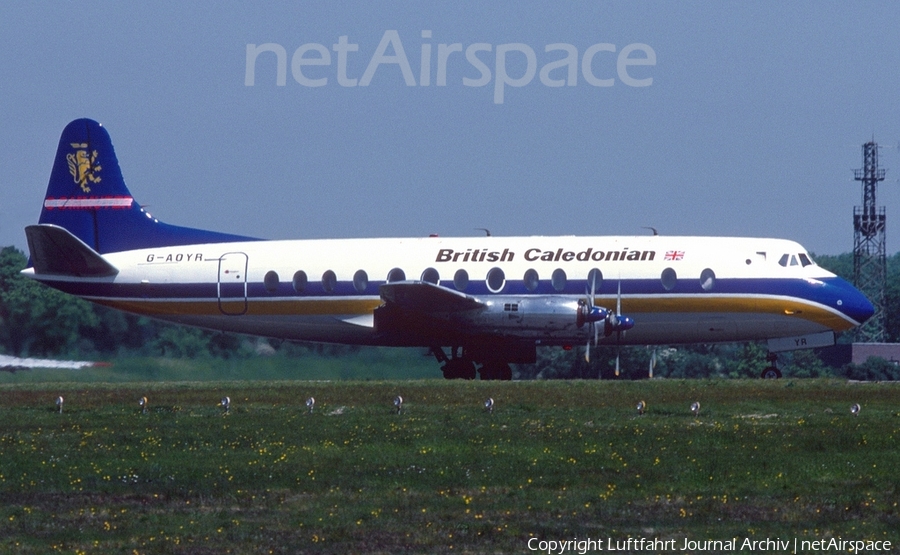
<box><xmin>380</xmin><ymin>281</ymin><xmax>483</xmax><ymax>313</ymax></box>
<box><xmin>25</xmin><ymin>224</ymin><xmax>118</xmax><ymax>277</ymax></box>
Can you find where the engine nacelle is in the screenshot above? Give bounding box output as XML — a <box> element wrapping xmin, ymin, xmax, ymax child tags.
<box><xmin>453</xmin><ymin>296</ymin><xmax>596</xmax><ymax>340</ymax></box>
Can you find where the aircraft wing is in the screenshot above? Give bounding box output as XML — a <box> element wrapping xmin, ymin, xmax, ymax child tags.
<box><xmin>379</xmin><ymin>281</ymin><xmax>484</xmax><ymax>313</ymax></box>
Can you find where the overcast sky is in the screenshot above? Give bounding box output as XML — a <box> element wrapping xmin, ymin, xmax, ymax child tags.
<box><xmin>2</xmin><ymin>2</ymin><xmax>899</xmax><ymax>255</ymax></box>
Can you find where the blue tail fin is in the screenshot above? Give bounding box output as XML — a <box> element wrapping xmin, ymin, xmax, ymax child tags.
<box><xmin>39</xmin><ymin>119</ymin><xmax>259</xmax><ymax>254</ymax></box>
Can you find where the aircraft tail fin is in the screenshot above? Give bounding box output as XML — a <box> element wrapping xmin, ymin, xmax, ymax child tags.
<box><xmin>38</xmin><ymin>119</ymin><xmax>258</xmax><ymax>254</ymax></box>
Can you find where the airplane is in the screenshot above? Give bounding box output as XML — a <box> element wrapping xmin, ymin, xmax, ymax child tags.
<box><xmin>23</xmin><ymin>119</ymin><xmax>874</xmax><ymax>380</ymax></box>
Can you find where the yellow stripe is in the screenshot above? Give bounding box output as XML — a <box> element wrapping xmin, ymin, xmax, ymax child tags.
<box><xmin>604</xmin><ymin>296</ymin><xmax>854</xmax><ymax>331</ymax></box>
<box><xmin>92</xmin><ymin>298</ymin><xmax>383</xmax><ymax>317</ymax></box>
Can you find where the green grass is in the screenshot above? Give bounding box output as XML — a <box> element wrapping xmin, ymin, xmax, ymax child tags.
<box><xmin>0</xmin><ymin>379</ymin><xmax>898</xmax><ymax>554</ymax></box>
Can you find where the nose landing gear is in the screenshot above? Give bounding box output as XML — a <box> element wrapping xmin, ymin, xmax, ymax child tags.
<box><xmin>760</xmin><ymin>352</ymin><xmax>782</xmax><ymax>379</ymax></box>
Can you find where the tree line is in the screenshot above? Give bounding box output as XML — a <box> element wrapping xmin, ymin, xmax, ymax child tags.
<box><xmin>1</xmin><ymin>245</ymin><xmax>898</xmax><ymax>379</ymax></box>
<box><xmin>0</xmin><ymin>246</ymin><xmax>339</xmax><ymax>360</ymax></box>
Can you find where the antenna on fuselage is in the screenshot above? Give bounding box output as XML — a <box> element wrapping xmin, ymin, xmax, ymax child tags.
<box><xmin>642</xmin><ymin>226</ymin><xmax>659</xmax><ymax>236</ymax></box>
<box><xmin>475</xmin><ymin>228</ymin><xmax>492</xmax><ymax>236</ymax></box>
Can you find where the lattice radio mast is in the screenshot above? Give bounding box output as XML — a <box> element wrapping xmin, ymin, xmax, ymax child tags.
<box><xmin>852</xmin><ymin>141</ymin><xmax>887</xmax><ymax>342</ymax></box>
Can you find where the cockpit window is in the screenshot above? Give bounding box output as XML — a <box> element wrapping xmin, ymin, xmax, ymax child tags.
<box><xmin>778</xmin><ymin>253</ymin><xmax>815</xmax><ymax>268</ymax></box>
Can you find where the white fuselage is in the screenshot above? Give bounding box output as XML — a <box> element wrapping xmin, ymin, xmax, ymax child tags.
<box><xmin>27</xmin><ymin>234</ymin><xmax>871</xmax><ymax>348</ymax></box>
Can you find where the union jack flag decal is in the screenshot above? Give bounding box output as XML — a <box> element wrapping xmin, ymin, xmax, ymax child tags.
<box><xmin>664</xmin><ymin>250</ymin><xmax>684</xmax><ymax>261</ymax></box>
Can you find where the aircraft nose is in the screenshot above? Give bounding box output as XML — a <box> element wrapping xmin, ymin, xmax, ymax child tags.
<box><xmin>833</xmin><ymin>278</ymin><xmax>875</xmax><ymax>325</ymax></box>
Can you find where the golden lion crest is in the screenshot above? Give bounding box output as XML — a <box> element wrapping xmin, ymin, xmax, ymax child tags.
<box><xmin>67</xmin><ymin>142</ymin><xmax>102</xmax><ymax>193</ymax></box>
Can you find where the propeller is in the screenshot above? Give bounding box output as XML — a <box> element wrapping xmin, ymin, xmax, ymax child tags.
<box><xmin>615</xmin><ymin>281</ymin><xmax>622</xmax><ymax>376</ymax></box>
<box><xmin>577</xmin><ymin>272</ymin><xmax>634</xmax><ymax>370</ymax></box>
<box><xmin>605</xmin><ymin>280</ymin><xmax>635</xmax><ymax>376</ymax></box>
<box><xmin>604</xmin><ymin>280</ymin><xmax>634</xmax><ymax>336</ymax></box>
<box><xmin>577</xmin><ymin>271</ymin><xmax>607</xmax><ymax>363</ymax></box>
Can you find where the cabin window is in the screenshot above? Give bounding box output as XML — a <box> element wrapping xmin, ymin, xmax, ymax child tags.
<box><xmin>523</xmin><ymin>269</ymin><xmax>539</xmax><ymax>292</ymax></box>
<box><xmin>421</xmin><ymin>267</ymin><xmax>440</xmax><ymax>284</ymax></box>
<box><xmin>486</xmin><ymin>267</ymin><xmax>505</xmax><ymax>293</ymax></box>
<box><xmin>700</xmin><ymin>268</ymin><xmax>716</xmax><ymax>291</ymax></box>
<box><xmin>264</xmin><ymin>270</ymin><xmax>279</xmax><ymax>293</ymax></box>
<box><xmin>292</xmin><ymin>270</ymin><xmax>308</xmax><ymax>293</ymax></box>
<box><xmin>322</xmin><ymin>270</ymin><xmax>337</xmax><ymax>293</ymax></box>
<box><xmin>661</xmin><ymin>268</ymin><xmax>677</xmax><ymax>291</ymax></box>
<box><xmin>453</xmin><ymin>269</ymin><xmax>469</xmax><ymax>291</ymax></box>
<box><xmin>387</xmin><ymin>268</ymin><xmax>406</xmax><ymax>282</ymax></box>
<box><xmin>587</xmin><ymin>268</ymin><xmax>603</xmax><ymax>292</ymax></box>
<box><xmin>551</xmin><ymin>268</ymin><xmax>567</xmax><ymax>292</ymax></box>
<box><xmin>353</xmin><ymin>270</ymin><xmax>368</xmax><ymax>293</ymax></box>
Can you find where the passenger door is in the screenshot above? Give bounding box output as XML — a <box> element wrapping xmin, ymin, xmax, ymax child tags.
<box><xmin>218</xmin><ymin>252</ymin><xmax>248</xmax><ymax>315</ymax></box>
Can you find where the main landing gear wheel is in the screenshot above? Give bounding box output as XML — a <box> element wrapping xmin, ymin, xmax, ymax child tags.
<box><xmin>479</xmin><ymin>361</ymin><xmax>513</xmax><ymax>381</ymax></box>
<box><xmin>441</xmin><ymin>358</ymin><xmax>476</xmax><ymax>380</ymax></box>
<box><xmin>432</xmin><ymin>347</ymin><xmax>512</xmax><ymax>380</ymax></box>
<box><xmin>433</xmin><ymin>346</ymin><xmax>476</xmax><ymax>380</ymax></box>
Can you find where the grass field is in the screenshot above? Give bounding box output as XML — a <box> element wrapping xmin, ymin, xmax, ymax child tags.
<box><xmin>0</xmin><ymin>378</ymin><xmax>898</xmax><ymax>554</ymax></box>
